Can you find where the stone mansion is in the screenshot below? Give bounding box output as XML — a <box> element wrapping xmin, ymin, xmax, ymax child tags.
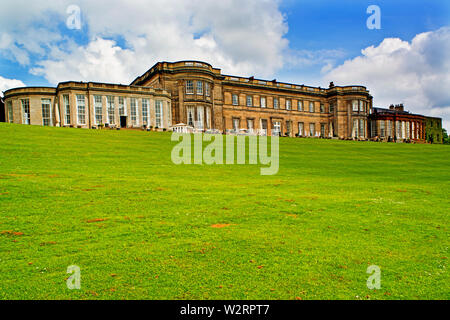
<box><xmin>2</xmin><ymin>60</ymin><xmax>443</xmax><ymax>143</ymax></box>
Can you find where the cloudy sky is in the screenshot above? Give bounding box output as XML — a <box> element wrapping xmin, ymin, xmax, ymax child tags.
<box><xmin>0</xmin><ymin>0</ymin><xmax>449</xmax><ymax>130</ymax></box>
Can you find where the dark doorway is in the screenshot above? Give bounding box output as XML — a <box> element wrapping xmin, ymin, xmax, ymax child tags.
<box><xmin>120</xmin><ymin>116</ymin><xmax>127</xmax><ymax>128</ymax></box>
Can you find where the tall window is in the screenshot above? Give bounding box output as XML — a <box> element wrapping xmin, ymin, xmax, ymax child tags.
<box><xmin>329</xmin><ymin>103</ymin><xmax>334</xmax><ymax>113</ymax></box>
<box><xmin>232</xmin><ymin>94</ymin><xmax>239</xmax><ymax>106</ymax></box>
<box><xmin>273</xmin><ymin>121</ymin><xmax>281</xmax><ymax>136</ymax></box>
<box><xmin>21</xmin><ymin>99</ymin><xmax>30</xmax><ymax>125</ymax></box>
<box><xmin>309</xmin><ymin>123</ymin><xmax>315</xmax><ymax>136</ymax></box>
<box><xmin>353</xmin><ymin>119</ymin><xmax>359</xmax><ymax>138</ymax></box>
<box><xmin>352</xmin><ymin>100</ymin><xmax>359</xmax><ymax>112</ymax></box>
<box><xmin>76</xmin><ymin>95</ymin><xmax>86</xmax><ymax>125</ymax></box>
<box><xmin>233</xmin><ymin>118</ymin><xmax>240</xmax><ymax>131</ymax></box>
<box><xmin>298</xmin><ymin>122</ymin><xmax>304</xmax><ymax>136</ymax></box>
<box><xmin>380</xmin><ymin>120</ymin><xmax>385</xmax><ymax>138</ymax></box>
<box><xmin>247</xmin><ymin>119</ymin><xmax>254</xmax><ymax>131</ymax></box>
<box><xmin>118</xmin><ymin>97</ymin><xmax>126</xmax><ymax>116</ymax></box>
<box><xmin>107</xmin><ymin>96</ymin><xmax>115</xmax><ymax>125</ymax></box>
<box><xmin>7</xmin><ymin>101</ymin><xmax>13</xmax><ymax>123</ymax></box>
<box><xmin>130</xmin><ymin>98</ymin><xmax>138</xmax><ymax>126</ymax></box>
<box><xmin>260</xmin><ymin>97</ymin><xmax>266</xmax><ymax>108</ymax></box>
<box><xmin>320</xmin><ymin>124</ymin><xmax>326</xmax><ymax>137</ymax></box>
<box><xmin>309</xmin><ymin>101</ymin><xmax>314</xmax><ymax>113</ymax></box>
<box><xmin>359</xmin><ymin>119</ymin><xmax>365</xmax><ymax>137</ymax></box>
<box><xmin>94</xmin><ymin>96</ymin><xmax>103</xmax><ymax>125</ymax></box>
<box><xmin>298</xmin><ymin>101</ymin><xmax>303</xmax><ymax>111</ymax></box>
<box><xmin>286</xmin><ymin>100</ymin><xmax>292</xmax><ymax>110</ymax></box>
<box><xmin>41</xmin><ymin>99</ymin><xmax>52</xmax><ymax>126</ymax></box>
<box><xmin>197</xmin><ymin>81</ymin><xmax>203</xmax><ymax>95</ymax></box>
<box><xmin>246</xmin><ymin>95</ymin><xmax>253</xmax><ymax>107</ymax></box>
<box><xmin>359</xmin><ymin>100</ymin><xmax>364</xmax><ymax>112</ymax></box>
<box><xmin>63</xmin><ymin>95</ymin><xmax>70</xmax><ymax>125</ymax></box>
<box><xmin>274</xmin><ymin>98</ymin><xmax>279</xmax><ymax>109</ymax></box>
<box><xmin>205</xmin><ymin>83</ymin><xmax>211</xmax><ymax>97</ymax></box>
<box><xmin>320</xmin><ymin>104</ymin><xmax>325</xmax><ymax>113</ymax></box>
<box><xmin>196</xmin><ymin>106</ymin><xmax>204</xmax><ymax>129</ymax></box>
<box><xmin>155</xmin><ymin>100</ymin><xmax>163</xmax><ymax>128</ymax></box>
<box><xmin>187</xmin><ymin>106</ymin><xmax>194</xmax><ymax>127</ymax></box>
<box><xmin>206</xmin><ymin>107</ymin><xmax>211</xmax><ymax>129</ymax></box>
<box><xmin>186</xmin><ymin>80</ymin><xmax>194</xmax><ymax>94</ymax></box>
<box><xmin>142</xmin><ymin>99</ymin><xmax>150</xmax><ymax>126</ymax></box>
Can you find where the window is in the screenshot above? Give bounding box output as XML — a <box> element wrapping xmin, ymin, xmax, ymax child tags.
<box><xmin>41</xmin><ymin>99</ymin><xmax>52</xmax><ymax>126</ymax></box>
<box><xmin>286</xmin><ymin>121</ymin><xmax>291</xmax><ymax>135</ymax></box>
<box><xmin>309</xmin><ymin>101</ymin><xmax>314</xmax><ymax>113</ymax></box>
<box><xmin>107</xmin><ymin>96</ymin><xmax>115</xmax><ymax>125</ymax></box>
<box><xmin>359</xmin><ymin>119</ymin><xmax>365</xmax><ymax>137</ymax></box>
<box><xmin>197</xmin><ymin>81</ymin><xmax>203</xmax><ymax>95</ymax></box>
<box><xmin>232</xmin><ymin>94</ymin><xmax>239</xmax><ymax>106</ymax></box>
<box><xmin>329</xmin><ymin>103</ymin><xmax>334</xmax><ymax>113</ymax></box>
<box><xmin>7</xmin><ymin>101</ymin><xmax>13</xmax><ymax>123</ymax></box>
<box><xmin>233</xmin><ymin>118</ymin><xmax>240</xmax><ymax>131</ymax></box>
<box><xmin>273</xmin><ymin>121</ymin><xmax>281</xmax><ymax>136</ymax></box>
<box><xmin>63</xmin><ymin>95</ymin><xmax>70</xmax><ymax>125</ymax></box>
<box><xmin>298</xmin><ymin>101</ymin><xmax>303</xmax><ymax>111</ymax></box>
<box><xmin>309</xmin><ymin>123</ymin><xmax>315</xmax><ymax>136</ymax></box>
<box><xmin>94</xmin><ymin>96</ymin><xmax>103</xmax><ymax>125</ymax></box>
<box><xmin>352</xmin><ymin>100</ymin><xmax>359</xmax><ymax>112</ymax></box>
<box><xmin>286</xmin><ymin>100</ymin><xmax>292</xmax><ymax>110</ymax></box>
<box><xmin>196</xmin><ymin>106</ymin><xmax>204</xmax><ymax>129</ymax></box>
<box><xmin>130</xmin><ymin>98</ymin><xmax>138</xmax><ymax>126</ymax></box>
<box><xmin>380</xmin><ymin>120</ymin><xmax>385</xmax><ymax>138</ymax></box>
<box><xmin>76</xmin><ymin>95</ymin><xmax>86</xmax><ymax>125</ymax></box>
<box><xmin>206</xmin><ymin>107</ymin><xmax>211</xmax><ymax>129</ymax></box>
<box><xmin>205</xmin><ymin>83</ymin><xmax>211</xmax><ymax>97</ymax></box>
<box><xmin>298</xmin><ymin>122</ymin><xmax>304</xmax><ymax>136</ymax></box>
<box><xmin>352</xmin><ymin>119</ymin><xmax>358</xmax><ymax>138</ymax></box>
<box><xmin>118</xmin><ymin>97</ymin><xmax>125</xmax><ymax>116</ymax></box>
<box><xmin>260</xmin><ymin>97</ymin><xmax>266</xmax><ymax>108</ymax></box>
<box><xmin>142</xmin><ymin>99</ymin><xmax>150</xmax><ymax>126</ymax></box>
<box><xmin>320</xmin><ymin>124</ymin><xmax>326</xmax><ymax>137</ymax></box>
<box><xmin>320</xmin><ymin>104</ymin><xmax>325</xmax><ymax>113</ymax></box>
<box><xmin>359</xmin><ymin>100</ymin><xmax>364</xmax><ymax>112</ymax></box>
<box><xmin>155</xmin><ymin>100</ymin><xmax>163</xmax><ymax>128</ymax></box>
<box><xmin>187</xmin><ymin>107</ymin><xmax>194</xmax><ymax>127</ymax></box>
<box><xmin>274</xmin><ymin>98</ymin><xmax>279</xmax><ymax>109</ymax></box>
<box><xmin>21</xmin><ymin>99</ymin><xmax>30</xmax><ymax>125</ymax></box>
<box><xmin>186</xmin><ymin>80</ymin><xmax>194</xmax><ymax>94</ymax></box>
<box><xmin>247</xmin><ymin>119</ymin><xmax>254</xmax><ymax>131</ymax></box>
<box><xmin>246</xmin><ymin>95</ymin><xmax>253</xmax><ymax>107</ymax></box>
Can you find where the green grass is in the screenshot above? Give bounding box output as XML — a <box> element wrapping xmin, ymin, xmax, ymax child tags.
<box><xmin>0</xmin><ymin>123</ymin><xmax>448</xmax><ymax>300</ymax></box>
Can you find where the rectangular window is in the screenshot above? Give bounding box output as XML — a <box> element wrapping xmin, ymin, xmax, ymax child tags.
<box><xmin>298</xmin><ymin>101</ymin><xmax>303</xmax><ymax>111</ymax></box>
<box><xmin>309</xmin><ymin>123</ymin><xmax>315</xmax><ymax>136</ymax></box>
<box><xmin>186</xmin><ymin>80</ymin><xmax>194</xmax><ymax>94</ymax></box>
<box><xmin>260</xmin><ymin>97</ymin><xmax>266</xmax><ymax>108</ymax></box>
<box><xmin>246</xmin><ymin>95</ymin><xmax>253</xmax><ymax>107</ymax></box>
<box><xmin>232</xmin><ymin>94</ymin><xmax>239</xmax><ymax>106</ymax></box>
<box><xmin>380</xmin><ymin>120</ymin><xmax>385</xmax><ymax>138</ymax></box>
<box><xmin>107</xmin><ymin>96</ymin><xmax>115</xmax><ymax>125</ymax></box>
<box><xmin>309</xmin><ymin>101</ymin><xmax>314</xmax><ymax>113</ymax></box>
<box><xmin>21</xmin><ymin>99</ymin><xmax>30</xmax><ymax>125</ymax></box>
<box><xmin>76</xmin><ymin>95</ymin><xmax>86</xmax><ymax>125</ymax></box>
<box><xmin>353</xmin><ymin>119</ymin><xmax>359</xmax><ymax>138</ymax></box>
<box><xmin>286</xmin><ymin>121</ymin><xmax>291</xmax><ymax>135</ymax></box>
<box><xmin>205</xmin><ymin>83</ymin><xmax>211</xmax><ymax>97</ymax></box>
<box><xmin>196</xmin><ymin>106</ymin><xmax>204</xmax><ymax>129</ymax></box>
<box><xmin>359</xmin><ymin>119</ymin><xmax>365</xmax><ymax>137</ymax></box>
<box><xmin>94</xmin><ymin>96</ymin><xmax>103</xmax><ymax>125</ymax></box>
<box><xmin>118</xmin><ymin>97</ymin><xmax>125</xmax><ymax>116</ymax></box>
<box><xmin>197</xmin><ymin>81</ymin><xmax>203</xmax><ymax>95</ymax></box>
<box><xmin>187</xmin><ymin>107</ymin><xmax>195</xmax><ymax>127</ymax></box>
<box><xmin>130</xmin><ymin>98</ymin><xmax>138</xmax><ymax>126</ymax></box>
<box><xmin>286</xmin><ymin>100</ymin><xmax>291</xmax><ymax>110</ymax></box>
<box><xmin>7</xmin><ymin>101</ymin><xmax>13</xmax><ymax>123</ymax></box>
<box><xmin>63</xmin><ymin>95</ymin><xmax>70</xmax><ymax>125</ymax></box>
<box><xmin>233</xmin><ymin>118</ymin><xmax>240</xmax><ymax>131</ymax></box>
<box><xmin>320</xmin><ymin>104</ymin><xmax>325</xmax><ymax>113</ymax></box>
<box><xmin>274</xmin><ymin>98</ymin><xmax>279</xmax><ymax>109</ymax></box>
<box><xmin>273</xmin><ymin>121</ymin><xmax>281</xmax><ymax>136</ymax></box>
<box><xmin>142</xmin><ymin>98</ymin><xmax>150</xmax><ymax>126</ymax></box>
<box><xmin>320</xmin><ymin>124</ymin><xmax>326</xmax><ymax>137</ymax></box>
<box><xmin>41</xmin><ymin>99</ymin><xmax>51</xmax><ymax>126</ymax></box>
<box><xmin>155</xmin><ymin>100</ymin><xmax>163</xmax><ymax>128</ymax></box>
<box><xmin>247</xmin><ymin>119</ymin><xmax>254</xmax><ymax>131</ymax></box>
<box><xmin>352</xmin><ymin>100</ymin><xmax>359</xmax><ymax>112</ymax></box>
<box><xmin>298</xmin><ymin>122</ymin><xmax>304</xmax><ymax>136</ymax></box>
<box><xmin>329</xmin><ymin>103</ymin><xmax>334</xmax><ymax>113</ymax></box>
<box><xmin>206</xmin><ymin>107</ymin><xmax>211</xmax><ymax>129</ymax></box>
<box><xmin>359</xmin><ymin>100</ymin><xmax>364</xmax><ymax>112</ymax></box>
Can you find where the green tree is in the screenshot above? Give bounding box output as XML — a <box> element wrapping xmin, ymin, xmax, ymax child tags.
<box><xmin>443</xmin><ymin>129</ymin><xmax>449</xmax><ymax>144</ymax></box>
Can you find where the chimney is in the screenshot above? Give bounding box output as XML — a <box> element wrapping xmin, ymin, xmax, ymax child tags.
<box><xmin>394</xmin><ymin>104</ymin><xmax>404</xmax><ymax>112</ymax></box>
<box><xmin>389</xmin><ymin>104</ymin><xmax>395</xmax><ymax>110</ymax></box>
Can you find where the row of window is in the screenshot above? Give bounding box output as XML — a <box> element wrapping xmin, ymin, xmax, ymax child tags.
<box><xmin>231</xmin><ymin>94</ymin><xmax>336</xmax><ymax>113</ymax></box>
<box><xmin>186</xmin><ymin>106</ymin><xmax>212</xmax><ymax>129</ymax></box>
<box><xmin>372</xmin><ymin>120</ymin><xmax>423</xmax><ymax>139</ymax></box>
<box><xmin>186</xmin><ymin>80</ymin><xmax>211</xmax><ymax>96</ymax></box>
<box><xmin>230</xmin><ymin>118</ymin><xmax>328</xmax><ymax>137</ymax></box>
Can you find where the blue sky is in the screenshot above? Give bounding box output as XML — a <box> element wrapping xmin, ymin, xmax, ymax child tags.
<box><xmin>0</xmin><ymin>0</ymin><xmax>449</xmax><ymax>129</ymax></box>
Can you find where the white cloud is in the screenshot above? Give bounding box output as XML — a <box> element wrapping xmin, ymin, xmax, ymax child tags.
<box><xmin>0</xmin><ymin>76</ymin><xmax>26</xmax><ymax>96</ymax></box>
<box><xmin>324</xmin><ymin>27</ymin><xmax>450</xmax><ymax>130</ymax></box>
<box><xmin>2</xmin><ymin>0</ymin><xmax>288</xmax><ymax>84</ymax></box>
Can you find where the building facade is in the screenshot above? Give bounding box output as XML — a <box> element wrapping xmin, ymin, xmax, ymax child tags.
<box><xmin>2</xmin><ymin>60</ymin><xmax>443</xmax><ymax>142</ymax></box>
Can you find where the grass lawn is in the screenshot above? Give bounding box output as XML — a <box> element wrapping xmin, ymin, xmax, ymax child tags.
<box><xmin>0</xmin><ymin>123</ymin><xmax>448</xmax><ymax>300</ymax></box>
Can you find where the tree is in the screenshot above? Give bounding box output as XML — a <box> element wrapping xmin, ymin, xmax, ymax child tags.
<box><xmin>443</xmin><ymin>129</ymin><xmax>449</xmax><ymax>144</ymax></box>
